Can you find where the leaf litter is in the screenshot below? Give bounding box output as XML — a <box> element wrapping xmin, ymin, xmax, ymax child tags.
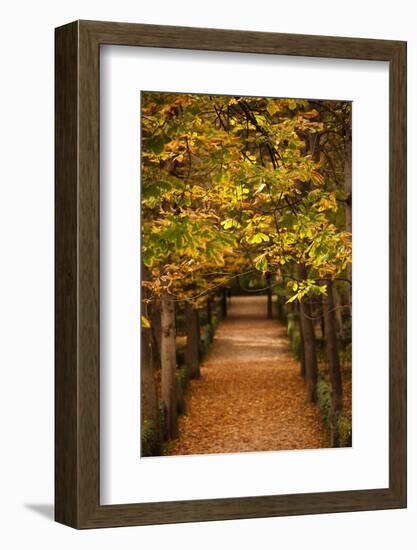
<box><xmin>167</xmin><ymin>296</ymin><xmax>331</xmax><ymax>456</ymax></box>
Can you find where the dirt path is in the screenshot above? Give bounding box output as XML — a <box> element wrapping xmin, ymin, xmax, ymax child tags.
<box><xmin>167</xmin><ymin>295</ymin><xmax>327</xmax><ymax>456</ymax></box>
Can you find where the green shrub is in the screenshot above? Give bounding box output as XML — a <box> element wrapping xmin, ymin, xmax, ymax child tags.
<box><xmin>275</xmin><ymin>296</ymin><xmax>288</xmax><ymax>323</ymax></box>
<box><xmin>177</xmin><ymin>365</ymin><xmax>189</xmax><ymax>394</ymax></box>
<box><xmin>287</xmin><ymin>313</ymin><xmax>295</xmax><ymax>339</ymax></box>
<box><xmin>316</xmin><ymin>344</ymin><xmax>327</xmax><ymax>363</ymax></box>
<box><xmin>199</xmin><ymin>326</ymin><xmax>212</xmax><ymax>359</ymax></box>
<box><xmin>290</xmin><ymin>329</ymin><xmax>301</xmax><ymax>360</ymax></box>
<box><xmin>159</xmin><ymin>400</ymin><xmax>167</xmax><ymax>439</ymax></box>
<box><xmin>316</xmin><ymin>375</ymin><xmax>332</xmax><ymax>425</ymax></box>
<box><xmin>141</xmin><ymin>419</ymin><xmax>161</xmax><ymax>457</ymax></box>
<box><xmin>316</xmin><ymin>374</ymin><xmax>352</xmax><ymax>447</ymax></box>
<box><xmin>339</xmin><ymin>342</ymin><xmax>352</xmax><ymax>364</ymax></box>
<box><xmin>284</xmin><ymin>312</ymin><xmax>301</xmax><ymax>360</ymax></box>
<box><xmin>337</xmin><ymin>415</ymin><xmax>352</xmax><ymax>447</ymax></box>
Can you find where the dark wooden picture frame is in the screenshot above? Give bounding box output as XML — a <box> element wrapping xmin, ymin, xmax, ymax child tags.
<box><xmin>55</xmin><ymin>20</ymin><xmax>407</xmax><ymax>529</ymax></box>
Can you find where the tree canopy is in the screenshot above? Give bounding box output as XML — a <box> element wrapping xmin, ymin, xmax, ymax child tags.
<box><xmin>141</xmin><ymin>92</ymin><xmax>351</xmax><ymax>309</ymax></box>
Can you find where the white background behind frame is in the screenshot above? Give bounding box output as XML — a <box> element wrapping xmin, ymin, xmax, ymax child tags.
<box><xmin>100</xmin><ymin>45</ymin><xmax>389</xmax><ymax>505</ymax></box>
<box><xmin>2</xmin><ymin>0</ymin><xmax>417</xmax><ymax>548</ymax></box>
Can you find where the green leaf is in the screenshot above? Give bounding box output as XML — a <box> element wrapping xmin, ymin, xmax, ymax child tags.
<box><xmin>145</xmin><ymin>135</ymin><xmax>165</xmax><ymax>154</ymax></box>
<box><xmin>255</xmin><ymin>256</ymin><xmax>268</xmax><ymax>272</ymax></box>
<box><xmin>249</xmin><ymin>232</ymin><xmax>269</xmax><ymax>244</ymax></box>
<box><xmin>141</xmin><ymin>315</ymin><xmax>151</xmax><ymax>328</ymax></box>
<box><xmin>221</xmin><ymin>219</ymin><xmax>239</xmax><ymax>230</ymax></box>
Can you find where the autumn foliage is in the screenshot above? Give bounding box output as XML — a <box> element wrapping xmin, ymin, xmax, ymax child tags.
<box><xmin>140</xmin><ymin>92</ymin><xmax>352</xmax><ymax>455</ymax></box>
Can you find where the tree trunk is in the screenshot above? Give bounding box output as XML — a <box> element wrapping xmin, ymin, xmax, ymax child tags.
<box><xmin>221</xmin><ymin>288</ymin><xmax>228</xmax><ymax>318</ymax></box>
<box><xmin>266</xmin><ymin>272</ymin><xmax>273</xmax><ymax>319</ymax></box>
<box><xmin>149</xmin><ymin>299</ymin><xmax>162</xmax><ymax>370</ymax></box>
<box><xmin>186</xmin><ymin>302</ymin><xmax>200</xmax><ymax>379</ymax></box>
<box><xmin>160</xmin><ymin>290</ymin><xmax>178</xmax><ymax>440</ymax></box>
<box><xmin>141</xmin><ymin>324</ymin><xmax>160</xmax><ymax>454</ymax></box>
<box><xmin>142</xmin><ymin>264</ymin><xmax>161</xmax><ymax>371</ymax></box>
<box><xmin>299</xmin><ymin>298</ymin><xmax>318</xmax><ymax>402</ymax></box>
<box><xmin>177</xmin><ymin>386</ymin><xmax>186</xmax><ymax>417</ymax></box>
<box><xmin>297</xmin><ymin>264</ymin><xmax>318</xmax><ymax>402</ymax></box>
<box><xmin>207</xmin><ymin>296</ymin><xmax>213</xmax><ymax>342</ymax></box>
<box><xmin>332</xmin><ymin>285</ymin><xmax>344</xmax><ymax>337</ymax></box>
<box><xmin>344</xmin><ymin>121</ymin><xmax>352</xmax><ymax>315</ymax></box>
<box><xmin>344</xmin><ymin>124</ymin><xmax>352</xmax><ymax>235</ymax></box>
<box><xmin>296</xmin><ymin>301</ymin><xmax>306</xmax><ymax>379</ymax></box>
<box><xmin>323</xmin><ymin>280</ymin><xmax>343</xmax><ymax>447</ymax></box>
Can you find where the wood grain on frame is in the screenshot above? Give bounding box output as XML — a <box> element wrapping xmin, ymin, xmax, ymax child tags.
<box><xmin>55</xmin><ymin>20</ymin><xmax>406</xmax><ymax>528</ymax></box>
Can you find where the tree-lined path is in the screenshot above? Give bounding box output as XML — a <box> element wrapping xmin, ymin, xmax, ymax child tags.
<box><xmin>167</xmin><ymin>295</ymin><xmax>327</xmax><ymax>456</ymax></box>
<box><xmin>141</xmin><ymin>92</ymin><xmax>352</xmax><ymax>455</ymax></box>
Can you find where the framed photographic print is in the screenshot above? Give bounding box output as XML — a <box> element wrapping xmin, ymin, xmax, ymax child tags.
<box><xmin>55</xmin><ymin>20</ymin><xmax>406</xmax><ymax>528</ymax></box>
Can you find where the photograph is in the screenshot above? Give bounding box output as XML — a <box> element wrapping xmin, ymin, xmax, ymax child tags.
<box><xmin>0</xmin><ymin>0</ymin><xmax>410</xmax><ymax>540</ymax></box>
<box><xmin>140</xmin><ymin>92</ymin><xmax>352</xmax><ymax>457</ymax></box>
